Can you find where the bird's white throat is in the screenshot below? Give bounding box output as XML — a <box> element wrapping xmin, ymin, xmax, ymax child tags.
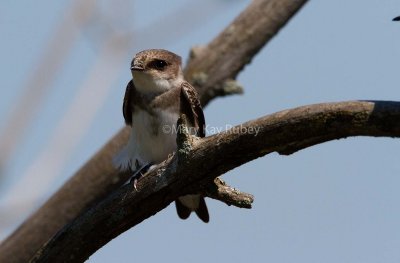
<box><xmin>132</xmin><ymin>71</ymin><xmax>183</xmax><ymax>93</ymax></box>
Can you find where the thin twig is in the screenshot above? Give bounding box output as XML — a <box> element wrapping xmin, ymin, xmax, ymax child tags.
<box><xmin>204</xmin><ymin>178</ymin><xmax>254</xmax><ymax>209</ymax></box>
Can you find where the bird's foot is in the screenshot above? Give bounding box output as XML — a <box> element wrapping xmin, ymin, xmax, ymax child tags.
<box><xmin>130</xmin><ymin>162</ymin><xmax>153</xmax><ymax>190</ymax></box>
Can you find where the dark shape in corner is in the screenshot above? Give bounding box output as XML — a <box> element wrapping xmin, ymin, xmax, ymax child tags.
<box><xmin>393</xmin><ymin>16</ymin><xmax>400</xmax><ymax>21</ymax></box>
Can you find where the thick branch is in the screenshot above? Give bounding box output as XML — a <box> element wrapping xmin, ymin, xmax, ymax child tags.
<box><xmin>0</xmin><ymin>1</ymin><xmax>308</xmax><ymax>262</ymax></box>
<box><xmin>31</xmin><ymin>100</ymin><xmax>400</xmax><ymax>262</ymax></box>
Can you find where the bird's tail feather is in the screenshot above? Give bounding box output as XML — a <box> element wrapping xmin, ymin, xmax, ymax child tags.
<box><xmin>195</xmin><ymin>197</ymin><xmax>209</xmax><ymax>223</ymax></box>
<box><xmin>175</xmin><ymin>199</ymin><xmax>191</xmax><ymax>220</ymax></box>
<box><xmin>175</xmin><ymin>196</ymin><xmax>209</xmax><ymax>223</ymax></box>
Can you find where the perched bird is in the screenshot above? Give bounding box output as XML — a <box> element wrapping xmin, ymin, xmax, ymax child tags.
<box><xmin>113</xmin><ymin>49</ymin><xmax>209</xmax><ymax>223</ymax></box>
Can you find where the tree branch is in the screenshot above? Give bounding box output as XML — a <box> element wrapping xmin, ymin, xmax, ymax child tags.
<box><xmin>204</xmin><ymin>178</ymin><xmax>254</xmax><ymax>209</ymax></box>
<box><xmin>0</xmin><ymin>1</ymin><xmax>309</xmax><ymax>262</ymax></box>
<box><xmin>176</xmin><ymin>115</ymin><xmax>254</xmax><ymax>208</ymax></box>
<box><xmin>30</xmin><ymin>100</ymin><xmax>400</xmax><ymax>262</ymax></box>
<box><xmin>186</xmin><ymin>0</ymin><xmax>309</xmax><ymax>105</ymax></box>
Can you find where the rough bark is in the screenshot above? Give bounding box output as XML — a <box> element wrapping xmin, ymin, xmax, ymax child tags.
<box><xmin>205</xmin><ymin>178</ymin><xmax>254</xmax><ymax>209</ymax></box>
<box><xmin>30</xmin><ymin>100</ymin><xmax>400</xmax><ymax>262</ymax></box>
<box><xmin>0</xmin><ymin>1</ymin><xmax>309</xmax><ymax>262</ymax></box>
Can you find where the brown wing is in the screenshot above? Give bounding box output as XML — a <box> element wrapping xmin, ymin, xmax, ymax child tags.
<box><xmin>123</xmin><ymin>80</ymin><xmax>135</xmax><ymax>126</ymax></box>
<box><xmin>180</xmin><ymin>82</ymin><xmax>205</xmax><ymax>137</ymax></box>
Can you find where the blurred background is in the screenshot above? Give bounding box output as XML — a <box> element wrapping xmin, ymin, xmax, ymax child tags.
<box><xmin>1</xmin><ymin>0</ymin><xmax>400</xmax><ymax>262</ymax></box>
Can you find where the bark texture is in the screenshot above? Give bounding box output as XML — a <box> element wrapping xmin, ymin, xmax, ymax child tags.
<box><xmin>30</xmin><ymin>100</ymin><xmax>400</xmax><ymax>262</ymax></box>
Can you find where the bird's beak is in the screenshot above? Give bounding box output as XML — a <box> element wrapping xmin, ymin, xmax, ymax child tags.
<box><xmin>131</xmin><ymin>60</ymin><xmax>144</xmax><ymax>71</ymax></box>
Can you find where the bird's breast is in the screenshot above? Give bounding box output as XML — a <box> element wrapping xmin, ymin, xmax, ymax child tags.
<box><xmin>132</xmin><ymin>108</ymin><xmax>179</xmax><ymax>163</ymax></box>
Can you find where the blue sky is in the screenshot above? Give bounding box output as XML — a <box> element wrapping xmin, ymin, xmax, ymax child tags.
<box><xmin>1</xmin><ymin>1</ymin><xmax>400</xmax><ymax>262</ymax></box>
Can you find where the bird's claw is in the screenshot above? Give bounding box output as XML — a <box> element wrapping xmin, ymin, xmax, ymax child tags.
<box><xmin>130</xmin><ymin>162</ymin><xmax>153</xmax><ymax>191</ymax></box>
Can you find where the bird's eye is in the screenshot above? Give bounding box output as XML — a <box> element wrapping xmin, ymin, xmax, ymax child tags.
<box><xmin>151</xmin><ymin>60</ymin><xmax>168</xmax><ymax>70</ymax></box>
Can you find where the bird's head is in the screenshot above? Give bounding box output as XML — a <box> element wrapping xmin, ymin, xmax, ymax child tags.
<box><xmin>131</xmin><ymin>49</ymin><xmax>183</xmax><ymax>93</ymax></box>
